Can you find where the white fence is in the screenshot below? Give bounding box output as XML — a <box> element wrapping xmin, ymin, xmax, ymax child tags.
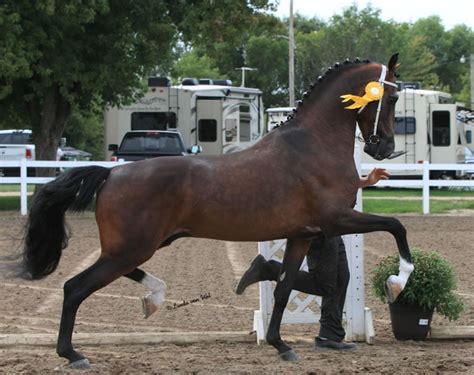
<box><xmin>1</xmin><ymin>159</ymin><xmax>473</xmax><ymax>215</ymax></box>
<box><xmin>0</xmin><ymin>159</ymin><xmax>127</xmax><ymax>215</ymax></box>
<box><xmin>361</xmin><ymin>162</ymin><xmax>474</xmax><ymax>214</ymax></box>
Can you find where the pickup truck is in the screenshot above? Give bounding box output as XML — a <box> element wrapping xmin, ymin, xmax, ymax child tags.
<box><xmin>0</xmin><ymin>129</ymin><xmax>37</xmax><ymax>176</ymax></box>
<box><xmin>0</xmin><ymin>129</ymin><xmax>83</xmax><ymax>176</ymax></box>
<box><xmin>108</xmin><ymin>130</ymin><xmax>189</xmax><ymax>161</ymax></box>
<box><xmin>0</xmin><ymin>129</ymin><xmax>35</xmax><ymax>159</ymax></box>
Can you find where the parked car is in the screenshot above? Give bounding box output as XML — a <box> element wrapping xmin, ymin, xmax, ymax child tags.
<box><xmin>60</xmin><ymin>147</ymin><xmax>92</xmax><ymax>161</ymax></box>
<box><xmin>0</xmin><ymin>129</ymin><xmax>90</xmax><ymax>176</ymax></box>
<box><xmin>0</xmin><ymin>129</ymin><xmax>40</xmax><ymax>176</ymax></box>
<box><xmin>108</xmin><ymin>130</ymin><xmax>192</xmax><ymax>161</ymax></box>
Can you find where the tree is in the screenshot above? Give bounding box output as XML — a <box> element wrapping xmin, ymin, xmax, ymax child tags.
<box><xmin>0</xmin><ymin>0</ymin><xmax>277</xmax><ymax>175</ymax></box>
<box><xmin>246</xmin><ymin>35</ymin><xmax>289</xmax><ymax>108</ymax></box>
<box><xmin>63</xmin><ymin>104</ymin><xmax>104</xmax><ymax>161</ymax></box>
<box><xmin>170</xmin><ymin>0</ymin><xmax>281</xmax><ymax>84</ymax></box>
<box><xmin>170</xmin><ymin>51</ymin><xmax>225</xmax><ymax>83</ymax></box>
<box><xmin>395</xmin><ymin>32</ymin><xmax>440</xmax><ymax>89</ymax></box>
<box><xmin>441</xmin><ymin>25</ymin><xmax>474</xmax><ymax>94</ymax></box>
<box><xmin>289</xmin><ymin>5</ymin><xmax>399</xmax><ymax>101</ymax></box>
<box><xmin>0</xmin><ymin>0</ymin><xmax>176</xmax><ymax>175</ymax></box>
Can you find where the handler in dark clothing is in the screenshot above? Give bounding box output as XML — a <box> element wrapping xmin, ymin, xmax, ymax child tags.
<box><xmin>236</xmin><ymin>168</ymin><xmax>389</xmax><ymax>350</ymax></box>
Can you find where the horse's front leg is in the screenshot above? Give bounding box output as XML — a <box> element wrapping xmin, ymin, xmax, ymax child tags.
<box><xmin>330</xmin><ymin>209</ymin><xmax>414</xmax><ymax>302</ymax></box>
<box><xmin>266</xmin><ymin>238</ymin><xmax>311</xmax><ymax>361</ymax></box>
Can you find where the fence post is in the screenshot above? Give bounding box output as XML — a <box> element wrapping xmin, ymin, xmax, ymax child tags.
<box><xmin>422</xmin><ymin>161</ymin><xmax>430</xmax><ymax>214</ymax></box>
<box><xmin>20</xmin><ymin>158</ymin><xmax>28</xmax><ymax>215</ymax></box>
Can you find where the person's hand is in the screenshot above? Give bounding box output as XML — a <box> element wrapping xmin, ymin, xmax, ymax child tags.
<box><xmin>360</xmin><ymin>168</ymin><xmax>390</xmax><ymax>188</ymax></box>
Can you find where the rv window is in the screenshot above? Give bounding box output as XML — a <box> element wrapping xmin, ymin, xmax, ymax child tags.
<box><xmin>131</xmin><ymin>112</ymin><xmax>176</xmax><ymax>130</ymax></box>
<box><xmin>225</xmin><ymin>119</ymin><xmax>238</xmax><ymax>142</ymax></box>
<box><xmin>394</xmin><ymin>117</ymin><xmax>416</xmax><ymax>134</ymax></box>
<box><xmin>198</xmin><ymin>119</ymin><xmax>217</xmax><ymax>142</ymax></box>
<box><xmin>467</xmin><ymin>130</ymin><xmax>472</xmax><ymax>144</ymax></box>
<box><xmin>240</xmin><ymin>105</ymin><xmax>251</xmax><ymax>142</ymax></box>
<box><xmin>432</xmin><ymin>110</ymin><xmax>450</xmax><ymax>146</ymax></box>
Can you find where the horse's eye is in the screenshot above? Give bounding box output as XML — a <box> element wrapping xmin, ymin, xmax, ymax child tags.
<box><xmin>387</xmin><ymin>94</ymin><xmax>398</xmax><ymax>104</ymax></box>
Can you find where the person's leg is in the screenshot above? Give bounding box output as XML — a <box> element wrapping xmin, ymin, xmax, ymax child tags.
<box><xmin>312</xmin><ymin>237</ymin><xmax>355</xmax><ymax>349</ymax></box>
<box><xmin>236</xmin><ymin>237</ymin><xmax>355</xmax><ymax>349</ymax></box>
<box><xmin>236</xmin><ymin>242</ymin><xmax>335</xmax><ymax>297</ymax></box>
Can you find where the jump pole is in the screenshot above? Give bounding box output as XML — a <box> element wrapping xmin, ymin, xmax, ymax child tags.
<box><xmin>429</xmin><ymin>326</ymin><xmax>474</xmax><ymax>340</ymax></box>
<box><xmin>0</xmin><ymin>331</ymin><xmax>256</xmax><ymax>347</ymax></box>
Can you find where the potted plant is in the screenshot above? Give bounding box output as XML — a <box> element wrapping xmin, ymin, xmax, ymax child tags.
<box><xmin>371</xmin><ymin>249</ymin><xmax>464</xmax><ymax>340</ymax></box>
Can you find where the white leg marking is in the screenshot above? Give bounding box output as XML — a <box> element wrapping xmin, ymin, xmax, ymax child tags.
<box><xmin>141</xmin><ymin>272</ymin><xmax>166</xmax><ymax>307</ymax></box>
<box><xmin>387</xmin><ymin>257</ymin><xmax>414</xmax><ymax>291</ymax></box>
<box><xmin>398</xmin><ymin>257</ymin><xmax>414</xmax><ymax>287</ymax></box>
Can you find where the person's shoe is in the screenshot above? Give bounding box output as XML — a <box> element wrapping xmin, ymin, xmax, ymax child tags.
<box><xmin>314</xmin><ymin>336</ymin><xmax>357</xmax><ymax>350</ymax></box>
<box><xmin>235</xmin><ymin>254</ymin><xmax>266</xmax><ymax>295</ymax></box>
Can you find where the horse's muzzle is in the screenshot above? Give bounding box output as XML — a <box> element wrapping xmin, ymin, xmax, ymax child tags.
<box><xmin>364</xmin><ymin>138</ymin><xmax>395</xmax><ymax>160</ymax></box>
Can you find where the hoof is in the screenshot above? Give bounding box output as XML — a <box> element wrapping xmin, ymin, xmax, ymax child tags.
<box><xmin>385</xmin><ymin>275</ymin><xmax>403</xmax><ymax>303</ymax></box>
<box><xmin>69</xmin><ymin>358</ymin><xmax>90</xmax><ymax>369</ymax></box>
<box><xmin>142</xmin><ymin>295</ymin><xmax>159</xmax><ymax>319</ymax></box>
<box><xmin>279</xmin><ymin>349</ymin><xmax>299</xmax><ymax>362</ymax></box>
<box><xmin>236</xmin><ymin>254</ymin><xmax>266</xmax><ymax>295</ymax></box>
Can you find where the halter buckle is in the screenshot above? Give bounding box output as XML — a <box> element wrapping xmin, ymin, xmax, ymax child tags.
<box><xmin>367</xmin><ymin>134</ymin><xmax>380</xmax><ymax>144</ymax></box>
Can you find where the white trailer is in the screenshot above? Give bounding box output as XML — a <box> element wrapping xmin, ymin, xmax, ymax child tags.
<box><xmin>266</xmin><ymin>107</ymin><xmax>294</xmax><ymax>132</ymax></box>
<box><xmin>105</xmin><ymin>78</ymin><xmax>264</xmax><ymax>157</ymax></box>
<box><xmin>359</xmin><ymin>88</ymin><xmax>474</xmax><ymax>178</ymax></box>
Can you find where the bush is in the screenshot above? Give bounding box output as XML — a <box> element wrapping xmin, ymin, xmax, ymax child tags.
<box><xmin>371</xmin><ymin>249</ymin><xmax>464</xmax><ymax>321</ymax></box>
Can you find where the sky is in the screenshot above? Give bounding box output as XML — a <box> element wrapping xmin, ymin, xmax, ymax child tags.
<box><xmin>275</xmin><ymin>0</ymin><xmax>474</xmax><ymax>30</ymax></box>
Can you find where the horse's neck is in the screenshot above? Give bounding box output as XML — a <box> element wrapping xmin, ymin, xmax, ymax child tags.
<box><xmin>294</xmin><ymin>64</ymin><xmax>373</xmax><ymax>160</ymax></box>
<box><xmin>297</xmin><ymin>99</ymin><xmax>357</xmax><ymax>161</ymax></box>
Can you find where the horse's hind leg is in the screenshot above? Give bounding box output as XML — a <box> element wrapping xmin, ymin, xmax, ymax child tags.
<box><xmin>266</xmin><ymin>238</ymin><xmax>311</xmax><ymax>361</ymax></box>
<box><xmin>56</xmin><ymin>257</ymin><xmax>136</xmax><ymax>368</ymax></box>
<box><xmin>125</xmin><ymin>268</ymin><xmax>167</xmax><ymax>318</ymax></box>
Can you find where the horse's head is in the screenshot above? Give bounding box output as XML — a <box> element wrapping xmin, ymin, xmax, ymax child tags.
<box><xmin>341</xmin><ymin>54</ymin><xmax>399</xmax><ymax>160</ymax></box>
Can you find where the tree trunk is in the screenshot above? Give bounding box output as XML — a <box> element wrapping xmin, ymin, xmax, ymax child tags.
<box><xmin>29</xmin><ymin>85</ymin><xmax>72</xmax><ymax>178</ymax></box>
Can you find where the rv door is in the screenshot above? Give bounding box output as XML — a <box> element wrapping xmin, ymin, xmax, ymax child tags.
<box><xmin>196</xmin><ymin>98</ymin><xmax>223</xmax><ymax>156</ymax></box>
<box><xmin>429</xmin><ymin>104</ymin><xmax>457</xmax><ymax>164</ymax></box>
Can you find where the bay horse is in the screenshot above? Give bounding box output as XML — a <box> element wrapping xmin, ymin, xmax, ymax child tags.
<box><xmin>14</xmin><ymin>53</ymin><xmax>413</xmax><ymax>367</ymax></box>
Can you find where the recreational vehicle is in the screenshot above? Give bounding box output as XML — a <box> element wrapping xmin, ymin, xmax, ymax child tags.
<box><xmin>359</xmin><ymin>87</ymin><xmax>474</xmax><ymax>178</ymax></box>
<box><xmin>266</xmin><ymin>107</ymin><xmax>294</xmax><ymax>132</ymax></box>
<box><xmin>104</xmin><ymin>78</ymin><xmax>264</xmax><ymax>157</ymax></box>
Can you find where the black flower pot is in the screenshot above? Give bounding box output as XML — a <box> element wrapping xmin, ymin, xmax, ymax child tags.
<box><xmin>389</xmin><ymin>302</ymin><xmax>434</xmax><ymax>340</ymax></box>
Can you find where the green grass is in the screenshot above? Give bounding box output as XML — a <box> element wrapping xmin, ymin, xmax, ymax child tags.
<box><xmin>0</xmin><ymin>196</ymin><xmax>22</xmax><ymax>210</ymax></box>
<box><xmin>0</xmin><ymin>184</ymin><xmax>35</xmax><ymax>193</ymax></box>
<box><xmin>0</xmin><ymin>196</ymin><xmax>95</xmax><ymax>212</ymax></box>
<box><xmin>0</xmin><ymin>187</ymin><xmax>473</xmax><ymax>214</ymax></box>
<box><xmin>364</xmin><ymin>187</ymin><xmax>474</xmax><ymax>197</ymax></box>
<box><xmin>363</xmin><ymin>198</ymin><xmax>474</xmax><ymax>214</ymax></box>
<box><xmin>362</xmin><ymin>187</ymin><xmax>474</xmax><ymax>213</ymax></box>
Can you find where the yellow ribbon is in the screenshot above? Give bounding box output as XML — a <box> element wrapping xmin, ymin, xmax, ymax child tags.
<box><xmin>341</xmin><ymin>81</ymin><xmax>384</xmax><ymax>110</ymax></box>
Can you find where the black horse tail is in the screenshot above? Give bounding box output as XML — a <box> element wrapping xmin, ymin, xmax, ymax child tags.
<box><xmin>19</xmin><ymin>166</ymin><xmax>111</xmax><ymax>280</ymax></box>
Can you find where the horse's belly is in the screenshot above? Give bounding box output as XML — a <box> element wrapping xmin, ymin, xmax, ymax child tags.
<box><xmin>189</xmin><ymin>208</ymin><xmax>316</xmax><ymax>242</ymax></box>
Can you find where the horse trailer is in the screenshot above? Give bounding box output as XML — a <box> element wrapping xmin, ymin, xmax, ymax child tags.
<box><xmin>104</xmin><ymin>78</ymin><xmax>264</xmax><ymax>157</ymax></box>
<box><xmin>358</xmin><ymin>87</ymin><xmax>474</xmax><ymax>178</ymax></box>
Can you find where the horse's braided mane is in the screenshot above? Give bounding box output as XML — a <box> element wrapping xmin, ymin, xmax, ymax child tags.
<box><xmin>274</xmin><ymin>58</ymin><xmax>371</xmax><ymax>129</ymax></box>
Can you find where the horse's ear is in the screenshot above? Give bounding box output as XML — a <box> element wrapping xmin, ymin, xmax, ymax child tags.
<box><xmin>388</xmin><ymin>53</ymin><xmax>399</xmax><ymax>72</ymax></box>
